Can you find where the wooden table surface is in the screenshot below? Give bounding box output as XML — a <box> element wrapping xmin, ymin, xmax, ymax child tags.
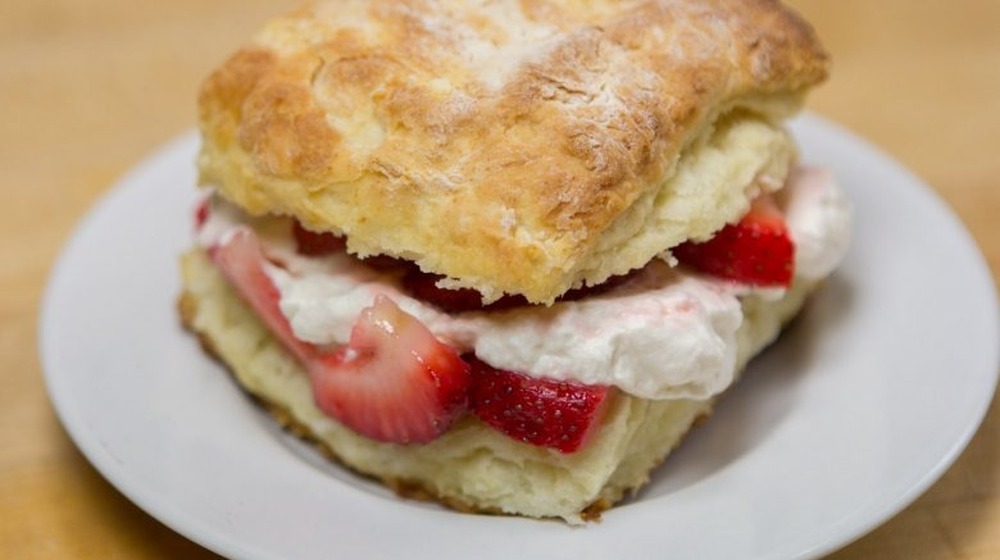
<box><xmin>2</xmin><ymin>1</ymin><xmax>997</xmax><ymax>558</ymax></box>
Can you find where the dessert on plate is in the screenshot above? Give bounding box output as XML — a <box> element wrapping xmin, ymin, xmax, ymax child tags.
<box><xmin>179</xmin><ymin>0</ymin><xmax>851</xmax><ymax>522</ymax></box>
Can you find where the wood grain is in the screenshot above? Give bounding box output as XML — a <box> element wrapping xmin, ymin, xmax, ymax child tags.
<box><xmin>1</xmin><ymin>1</ymin><xmax>996</xmax><ymax>558</ymax></box>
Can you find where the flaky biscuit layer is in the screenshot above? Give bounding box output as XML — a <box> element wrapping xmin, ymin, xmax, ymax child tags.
<box><xmin>197</xmin><ymin>0</ymin><xmax>828</xmax><ymax>303</ymax></box>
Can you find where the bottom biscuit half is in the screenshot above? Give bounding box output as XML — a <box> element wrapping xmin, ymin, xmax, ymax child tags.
<box><xmin>178</xmin><ymin>248</ymin><xmax>815</xmax><ymax>523</ymax></box>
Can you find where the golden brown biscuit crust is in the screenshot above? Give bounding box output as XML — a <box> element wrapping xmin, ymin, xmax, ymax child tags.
<box><xmin>198</xmin><ymin>0</ymin><xmax>828</xmax><ymax>302</ymax></box>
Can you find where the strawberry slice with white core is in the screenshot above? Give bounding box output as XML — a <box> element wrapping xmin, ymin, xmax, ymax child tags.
<box><xmin>209</xmin><ymin>228</ymin><xmax>312</xmax><ymax>361</ymax></box>
<box><xmin>467</xmin><ymin>357</ymin><xmax>611</xmax><ymax>453</ymax></box>
<box><xmin>311</xmin><ymin>295</ymin><xmax>471</xmax><ymax>443</ymax></box>
<box><xmin>210</xmin><ymin>227</ymin><xmax>471</xmax><ymax>444</ymax></box>
<box><xmin>673</xmin><ymin>194</ymin><xmax>795</xmax><ymax>287</ymax></box>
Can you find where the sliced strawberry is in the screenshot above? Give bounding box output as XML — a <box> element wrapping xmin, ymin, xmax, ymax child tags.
<box><xmin>560</xmin><ymin>272</ymin><xmax>636</xmax><ymax>301</ymax></box>
<box><xmin>403</xmin><ymin>272</ymin><xmax>483</xmax><ymax>312</ymax></box>
<box><xmin>310</xmin><ymin>295</ymin><xmax>471</xmax><ymax>443</ymax></box>
<box><xmin>403</xmin><ymin>269</ymin><xmax>638</xmax><ymax>313</ymax></box>
<box><xmin>210</xmin><ymin>227</ymin><xmax>470</xmax><ymax>444</ymax></box>
<box><xmin>467</xmin><ymin>357</ymin><xmax>611</xmax><ymax>453</ymax></box>
<box><xmin>292</xmin><ymin>220</ymin><xmax>346</xmax><ymax>256</ymax></box>
<box><xmin>673</xmin><ymin>196</ymin><xmax>795</xmax><ymax>287</ymax></box>
<box><xmin>209</xmin><ymin>227</ymin><xmax>312</xmax><ymax>362</ymax></box>
<box><xmin>402</xmin><ymin>270</ymin><xmax>520</xmax><ymax>313</ymax></box>
<box><xmin>359</xmin><ymin>254</ymin><xmax>410</xmax><ymax>272</ymax></box>
<box><xmin>194</xmin><ymin>196</ymin><xmax>211</xmax><ymax>230</ymax></box>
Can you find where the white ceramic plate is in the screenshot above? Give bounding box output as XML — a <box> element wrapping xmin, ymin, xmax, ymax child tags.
<box><xmin>41</xmin><ymin>114</ymin><xmax>998</xmax><ymax>560</ymax></box>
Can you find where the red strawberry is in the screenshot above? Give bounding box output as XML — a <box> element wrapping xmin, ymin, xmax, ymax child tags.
<box><xmin>209</xmin><ymin>227</ymin><xmax>311</xmax><ymax>360</ymax></box>
<box><xmin>560</xmin><ymin>272</ymin><xmax>636</xmax><ymax>301</ymax></box>
<box><xmin>359</xmin><ymin>254</ymin><xmax>410</xmax><ymax>272</ymax></box>
<box><xmin>673</xmin><ymin>196</ymin><xmax>795</xmax><ymax>287</ymax></box>
<box><xmin>403</xmin><ymin>269</ymin><xmax>638</xmax><ymax>313</ymax></box>
<box><xmin>310</xmin><ymin>295</ymin><xmax>471</xmax><ymax>443</ymax></box>
<box><xmin>194</xmin><ymin>196</ymin><xmax>211</xmax><ymax>230</ymax></box>
<box><xmin>402</xmin><ymin>270</ymin><xmax>525</xmax><ymax>313</ymax></box>
<box><xmin>210</xmin><ymin>227</ymin><xmax>471</xmax><ymax>444</ymax></box>
<box><xmin>467</xmin><ymin>357</ymin><xmax>611</xmax><ymax>453</ymax></box>
<box><xmin>292</xmin><ymin>220</ymin><xmax>346</xmax><ymax>256</ymax></box>
<box><xmin>404</xmin><ymin>270</ymin><xmax>498</xmax><ymax>312</ymax></box>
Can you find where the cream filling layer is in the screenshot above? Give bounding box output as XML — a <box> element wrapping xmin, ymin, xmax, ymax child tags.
<box><xmin>197</xmin><ymin>166</ymin><xmax>850</xmax><ymax>400</ymax></box>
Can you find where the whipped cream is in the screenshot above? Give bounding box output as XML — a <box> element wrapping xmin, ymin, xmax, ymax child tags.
<box><xmin>782</xmin><ymin>167</ymin><xmax>852</xmax><ymax>280</ymax></box>
<box><xmin>457</xmin><ymin>267</ymin><xmax>742</xmax><ymax>399</ymax></box>
<box><xmin>196</xmin><ymin>166</ymin><xmax>850</xmax><ymax>401</ymax></box>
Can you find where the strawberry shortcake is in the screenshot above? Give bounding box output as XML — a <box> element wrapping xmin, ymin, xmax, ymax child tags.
<box><xmin>178</xmin><ymin>0</ymin><xmax>848</xmax><ymax>522</ymax></box>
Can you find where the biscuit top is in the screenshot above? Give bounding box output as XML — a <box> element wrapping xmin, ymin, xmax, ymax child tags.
<box><xmin>197</xmin><ymin>0</ymin><xmax>829</xmax><ymax>303</ymax></box>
